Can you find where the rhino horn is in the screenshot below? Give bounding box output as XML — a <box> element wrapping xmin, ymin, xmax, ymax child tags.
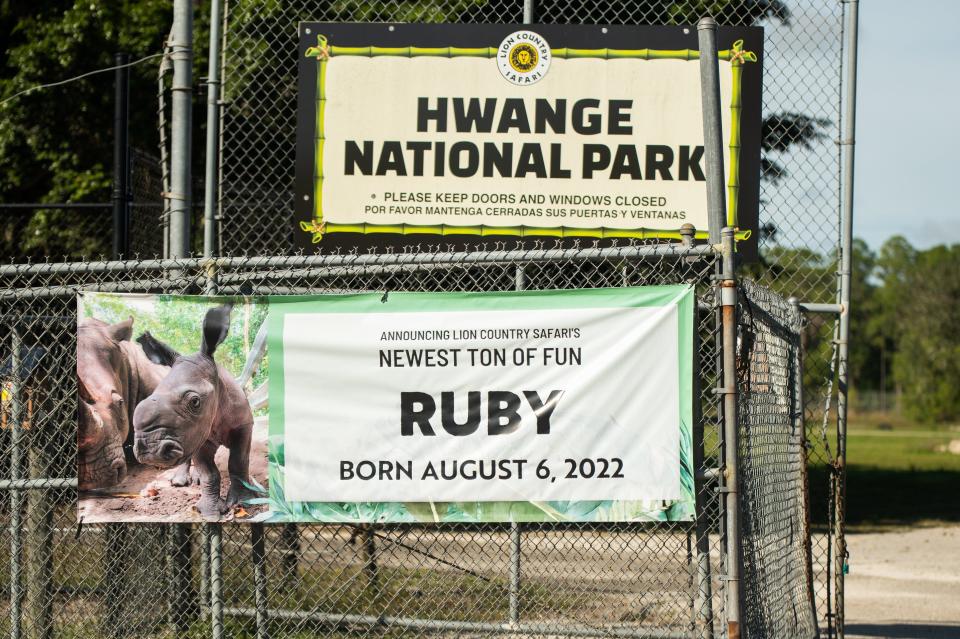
<box><xmin>77</xmin><ymin>373</ymin><xmax>95</xmax><ymax>402</ymax></box>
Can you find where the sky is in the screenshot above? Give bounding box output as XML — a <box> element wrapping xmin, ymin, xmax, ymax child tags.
<box><xmin>853</xmin><ymin>0</ymin><xmax>960</xmax><ymax>249</ymax></box>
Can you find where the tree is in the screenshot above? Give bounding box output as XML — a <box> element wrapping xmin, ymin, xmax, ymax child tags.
<box><xmin>846</xmin><ymin>238</ymin><xmax>878</xmax><ymax>391</ymax></box>
<box><xmin>0</xmin><ymin>0</ymin><xmax>209</xmax><ymax>259</ymax></box>
<box><xmin>889</xmin><ymin>244</ymin><xmax>960</xmax><ymax>422</ymax></box>
<box><xmin>2</xmin><ymin>0</ymin><xmax>828</xmax><ymax>259</ymax></box>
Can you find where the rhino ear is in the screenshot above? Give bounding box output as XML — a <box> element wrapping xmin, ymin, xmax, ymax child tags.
<box><xmin>108</xmin><ymin>317</ymin><xmax>134</xmax><ymax>342</ymax></box>
<box><xmin>200</xmin><ymin>305</ymin><xmax>232</xmax><ymax>358</ymax></box>
<box><xmin>137</xmin><ymin>331</ymin><xmax>181</xmax><ymax>366</ymax></box>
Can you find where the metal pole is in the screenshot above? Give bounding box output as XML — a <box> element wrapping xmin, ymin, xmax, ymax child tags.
<box><xmin>200</xmin><ymin>523</ymin><xmax>211</xmax><ymax>614</ymax></box>
<box><xmin>791</xmin><ymin>298</ymin><xmax>820</xmax><ymax>633</ymax></box>
<box><xmin>692</xmin><ymin>299</ymin><xmax>715</xmax><ymax>639</ymax></box>
<box><xmin>210</xmin><ymin>524</ymin><xmax>224</xmax><ymax>639</ymax></box>
<box><xmin>112</xmin><ymin>52</ymin><xmax>131</xmax><ymax>259</ymax></box>
<box><xmin>719</xmin><ymin>227</ymin><xmax>742</xmax><ymax>639</ymax></box>
<box><xmin>169</xmin><ymin>0</ymin><xmax>193</xmax><ymax>257</ymax></box>
<box><xmin>281</xmin><ymin>524</ymin><xmax>300</xmax><ymax>590</ymax></box>
<box><xmin>697</xmin><ymin>18</ymin><xmax>727</xmax><ymax>246</ymax></box>
<box><xmin>203</xmin><ymin>0</ymin><xmax>223</xmax><ymax>258</ymax></box>
<box><xmin>204</xmin><ymin>239</ymin><xmax>225</xmax><ymax>639</ymax></box>
<box><xmin>522</xmin><ymin>0</ymin><xmax>535</xmax><ymax>24</ymax></box>
<box><xmin>362</xmin><ymin>526</ymin><xmax>379</xmax><ymax>591</ymax></box>
<box><xmin>9</xmin><ymin>329</ymin><xmax>24</xmax><ymax>639</ymax></box>
<box><xmin>105</xmin><ymin>524</ymin><xmax>129</xmax><ymax>638</ymax></box>
<box><xmin>103</xmin><ymin>53</ymin><xmax>130</xmax><ymax>637</ymax></box>
<box><xmin>168</xmin><ymin>4</ymin><xmax>197</xmax><ymax>628</ymax></box>
<box><xmin>509</xmin><ymin>523</ymin><xmax>521</xmax><ymax>626</ymax></box>
<box><xmin>251</xmin><ymin>523</ymin><xmax>269</xmax><ymax>639</ymax></box>
<box><xmin>699</xmin><ymin>19</ymin><xmax>736</xmax><ymax>633</ymax></box>
<box><xmin>836</xmin><ymin>1</ymin><xmax>860</xmax><ymax>636</ymax></box>
<box><xmin>168</xmin><ymin>524</ymin><xmax>196</xmax><ymax>632</ymax></box>
<box><xmin>509</xmin><ymin>264</ymin><xmax>526</xmax><ymax>626</ymax></box>
<box><xmin>27</xmin><ymin>371</ymin><xmax>54</xmax><ymax>639</ymax></box>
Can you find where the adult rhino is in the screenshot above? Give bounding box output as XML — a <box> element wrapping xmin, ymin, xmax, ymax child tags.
<box><xmin>78</xmin><ymin>317</ymin><xmax>195</xmax><ymax>490</ymax></box>
<box><xmin>132</xmin><ymin>305</ymin><xmax>255</xmax><ymax>519</ymax></box>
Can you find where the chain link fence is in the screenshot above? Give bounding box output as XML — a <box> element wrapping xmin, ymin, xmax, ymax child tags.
<box><xmin>217</xmin><ymin>1</ymin><xmax>848</xmax><ymax>631</ymax></box>
<box><xmin>737</xmin><ymin>279</ymin><xmax>816</xmax><ymax>639</ymax></box>
<box><xmin>129</xmin><ymin>149</ymin><xmax>167</xmax><ymax>259</ymax></box>
<box><xmin>0</xmin><ymin>0</ymin><xmax>850</xmax><ymax>637</ymax></box>
<box><xmin>0</xmin><ymin>242</ymin><xmax>812</xmax><ymax>638</ymax></box>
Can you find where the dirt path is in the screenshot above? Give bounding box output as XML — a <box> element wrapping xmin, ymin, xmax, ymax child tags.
<box><xmin>846</xmin><ymin>525</ymin><xmax>960</xmax><ymax>639</ymax></box>
<box><xmin>78</xmin><ymin>416</ymin><xmax>269</xmax><ymax>523</ymax></box>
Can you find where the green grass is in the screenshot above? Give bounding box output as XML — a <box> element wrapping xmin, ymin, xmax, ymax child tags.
<box><xmin>0</xmin><ymin>529</ymin><xmax>579</xmax><ymax>639</ymax></box>
<box><xmin>809</xmin><ymin>410</ymin><xmax>960</xmax><ymax>529</ymax></box>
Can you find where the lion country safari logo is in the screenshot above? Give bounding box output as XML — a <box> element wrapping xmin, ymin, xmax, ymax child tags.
<box><xmin>497</xmin><ymin>30</ymin><xmax>551</xmax><ymax>85</ymax></box>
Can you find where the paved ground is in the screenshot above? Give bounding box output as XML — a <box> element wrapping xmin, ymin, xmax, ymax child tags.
<box><xmin>846</xmin><ymin>525</ymin><xmax>960</xmax><ymax>639</ymax></box>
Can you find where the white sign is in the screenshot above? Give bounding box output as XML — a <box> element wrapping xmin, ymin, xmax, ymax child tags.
<box><xmin>320</xmin><ymin>55</ymin><xmax>732</xmax><ymax>232</ymax></box>
<box><xmin>271</xmin><ymin>287</ymin><xmax>695</xmax><ymax>520</ymax></box>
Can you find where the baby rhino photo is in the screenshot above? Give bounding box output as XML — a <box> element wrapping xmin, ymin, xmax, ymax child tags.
<box><xmin>78</xmin><ymin>296</ymin><xmax>270</xmax><ymax>523</ymax></box>
<box><xmin>134</xmin><ymin>305</ymin><xmax>257</xmax><ymax>518</ymax></box>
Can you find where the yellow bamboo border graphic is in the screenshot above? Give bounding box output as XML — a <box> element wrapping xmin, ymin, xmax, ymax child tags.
<box><xmin>302</xmin><ymin>35</ymin><xmax>756</xmax><ymax>244</ymax></box>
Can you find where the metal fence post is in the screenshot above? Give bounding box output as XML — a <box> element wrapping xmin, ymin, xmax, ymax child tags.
<box><xmin>523</xmin><ymin>0</ymin><xmax>535</xmax><ymax>24</ymax></box>
<box><xmin>698</xmin><ymin>19</ymin><xmax>740</xmax><ymax>635</ymax></box>
<box><xmin>168</xmin><ymin>524</ymin><xmax>197</xmax><ymax>632</ymax></box>
<box><xmin>9</xmin><ymin>329</ymin><xmax>24</xmax><ymax>639</ymax></box>
<box><xmin>362</xmin><ymin>526</ymin><xmax>378</xmax><ymax>591</ymax></box>
<box><xmin>508</xmin><ymin>264</ymin><xmax>526</xmax><ymax>627</ymax></box>
<box><xmin>204</xmin><ymin>219</ymin><xmax>225</xmax><ymax>639</ymax></box>
<box><xmin>27</xmin><ymin>387</ymin><xmax>55</xmax><ymax>639</ymax></box>
<box><xmin>697</xmin><ymin>18</ymin><xmax>727</xmax><ymax>246</ymax></box>
<box><xmin>509</xmin><ymin>523</ymin><xmax>522</xmax><ymax>626</ymax></box>
<box><xmin>103</xmin><ymin>53</ymin><xmax>130</xmax><ymax>637</ymax></box>
<box><xmin>112</xmin><ymin>52</ymin><xmax>131</xmax><ymax>259</ymax></box>
<box><xmin>203</xmin><ymin>0</ymin><xmax>224</xmax><ymax>258</ymax></box>
<box><xmin>210</xmin><ymin>524</ymin><xmax>224</xmax><ymax>639</ymax></box>
<box><xmin>719</xmin><ymin>227</ymin><xmax>742</xmax><ymax>639</ymax></box>
<box><xmin>791</xmin><ymin>298</ymin><xmax>821</xmax><ymax>632</ymax></box>
<box><xmin>692</xmin><ymin>306</ymin><xmax>715</xmax><ymax>639</ymax></box>
<box><xmin>169</xmin><ymin>0</ymin><xmax>193</xmax><ymax>257</ymax></box>
<box><xmin>835</xmin><ymin>1</ymin><xmax>859</xmax><ymax>635</ymax></box>
<box><xmin>165</xmin><ymin>3</ymin><xmax>198</xmax><ymax>632</ymax></box>
<box><xmin>200</xmin><ymin>524</ymin><xmax>211</xmax><ymax>614</ymax></box>
<box><xmin>105</xmin><ymin>524</ymin><xmax>129</xmax><ymax>638</ymax></box>
<box><xmin>280</xmin><ymin>524</ymin><xmax>300</xmax><ymax>591</ymax></box>
<box><xmin>251</xmin><ymin>523</ymin><xmax>269</xmax><ymax>639</ymax></box>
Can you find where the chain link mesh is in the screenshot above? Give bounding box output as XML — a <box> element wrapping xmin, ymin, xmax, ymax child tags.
<box><xmin>216</xmin><ymin>2</ymin><xmax>845</xmax><ymax>627</ymax></box>
<box><xmin>737</xmin><ymin>279</ymin><xmax>816</xmax><ymax>639</ymax></box>
<box><xmin>129</xmin><ymin>149</ymin><xmax>167</xmax><ymax>259</ymax></box>
<box><xmin>0</xmin><ymin>245</ymin><xmax>747</xmax><ymax>638</ymax></box>
<box><xmin>0</xmin><ymin>0</ymin><xmax>848</xmax><ymax>636</ymax></box>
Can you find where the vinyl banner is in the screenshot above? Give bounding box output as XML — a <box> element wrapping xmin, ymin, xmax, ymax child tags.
<box><xmin>77</xmin><ymin>286</ymin><xmax>694</xmax><ymax>524</ymax></box>
<box><xmin>271</xmin><ymin>286</ymin><xmax>695</xmax><ymax>523</ymax></box>
<box><xmin>295</xmin><ymin>24</ymin><xmax>762</xmax><ymax>257</ymax></box>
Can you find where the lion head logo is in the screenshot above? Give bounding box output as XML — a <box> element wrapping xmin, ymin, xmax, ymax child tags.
<box><xmin>509</xmin><ymin>43</ymin><xmax>538</xmax><ymax>73</ymax></box>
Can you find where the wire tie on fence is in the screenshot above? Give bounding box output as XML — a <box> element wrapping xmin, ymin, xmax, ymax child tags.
<box><xmin>712</xmin><ymin>386</ymin><xmax>736</xmax><ymax>395</ymax></box>
<box><xmin>381</xmin><ymin>290</ymin><xmax>389</xmax><ymax>304</ymax></box>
